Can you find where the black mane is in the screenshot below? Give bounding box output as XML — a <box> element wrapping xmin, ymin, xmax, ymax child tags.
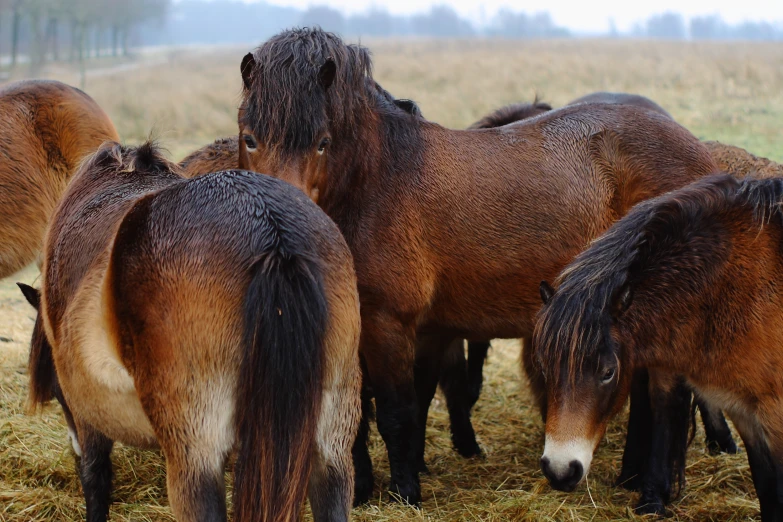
<box><xmin>468</xmin><ymin>98</ymin><xmax>552</xmax><ymax>130</ymax></box>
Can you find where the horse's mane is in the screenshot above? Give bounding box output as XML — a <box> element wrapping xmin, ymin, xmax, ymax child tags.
<box><xmin>468</xmin><ymin>97</ymin><xmax>553</xmax><ymax>130</ymax></box>
<box><xmin>241</xmin><ymin>28</ymin><xmax>375</xmax><ymax>156</ymax></box>
<box><xmin>534</xmin><ymin>173</ymin><xmax>783</xmax><ymax>385</ymax></box>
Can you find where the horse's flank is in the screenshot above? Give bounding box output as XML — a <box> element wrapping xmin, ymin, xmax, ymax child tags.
<box><xmin>0</xmin><ymin>80</ymin><xmax>118</xmax><ymax>278</ymax></box>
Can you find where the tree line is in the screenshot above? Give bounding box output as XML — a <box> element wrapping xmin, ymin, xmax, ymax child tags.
<box><xmin>0</xmin><ymin>0</ymin><xmax>169</xmax><ymax>69</ymax></box>
<box><xmin>631</xmin><ymin>12</ymin><xmax>782</xmax><ymax>40</ymax></box>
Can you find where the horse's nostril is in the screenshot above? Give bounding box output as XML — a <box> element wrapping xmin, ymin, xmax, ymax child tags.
<box><xmin>567</xmin><ymin>460</ymin><xmax>584</xmax><ymax>484</ymax></box>
<box><xmin>540</xmin><ymin>456</ymin><xmax>552</xmax><ymax>478</ymax></box>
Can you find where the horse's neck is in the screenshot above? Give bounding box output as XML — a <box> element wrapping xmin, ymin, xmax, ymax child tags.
<box><xmin>324</xmin><ymin>108</ymin><xmax>427</xmax><ymax>228</ymax></box>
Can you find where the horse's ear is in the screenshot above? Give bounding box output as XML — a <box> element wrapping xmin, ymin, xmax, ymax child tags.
<box><xmin>318</xmin><ymin>58</ymin><xmax>336</xmax><ymax>91</ymax></box>
<box><xmin>613</xmin><ymin>283</ymin><xmax>633</xmax><ymax>316</ymax></box>
<box><xmin>241</xmin><ymin>52</ymin><xmax>256</xmax><ymax>91</ymax></box>
<box><xmin>17</xmin><ymin>283</ymin><xmax>40</xmax><ymax>310</ymax></box>
<box><xmin>539</xmin><ymin>281</ymin><xmax>555</xmax><ymax>305</ymax></box>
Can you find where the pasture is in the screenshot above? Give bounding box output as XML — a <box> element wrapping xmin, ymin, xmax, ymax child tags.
<box><xmin>1</xmin><ymin>38</ymin><xmax>782</xmax><ymax>521</ymax></box>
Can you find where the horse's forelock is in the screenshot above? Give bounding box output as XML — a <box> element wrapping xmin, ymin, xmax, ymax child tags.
<box><xmin>242</xmin><ymin>28</ymin><xmax>373</xmax><ymax>156</ymax></box>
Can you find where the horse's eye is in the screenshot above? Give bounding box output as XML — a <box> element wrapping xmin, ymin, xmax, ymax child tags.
<box><xmin>317</xmin><ymin>137</ymin><xmax>331</xmax><ymax>154</ymax></box>
<box><xmin>600</xmin><ymin>367</ymin><xmax>616</xmax><ymax>385</ymax></box>
<box><xmin>243</xmin><ymin>134</ymin><xmax>257</xmax><ymax>151</ymax></box>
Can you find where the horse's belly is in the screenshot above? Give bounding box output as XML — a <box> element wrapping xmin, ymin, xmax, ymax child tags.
<box><xmin>60</xmin><ymin>317</ymin><xmax>158</xmax><ymax>448</ymax></box>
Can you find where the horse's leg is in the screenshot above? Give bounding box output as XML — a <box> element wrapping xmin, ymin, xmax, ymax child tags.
<box><xmin>137</xmin><ymin>377</ymin><xmax>229</xmax><ymax>520</ymax></box>
<box><xmin>521</xmin><ymin>336</ymin><xmax>547</xmax><ymax>419</ymax></box>
<box><xmin>163</xmin><ymin>442</ymin><xmax>227</xmax><ymax>522</ymax></box>
<box><xmin>352</xmin><ymin>372</ymin><xmax>375</xmax><ymax>505</ymax></box>
<box><xmin>439</xmin><ymin>338</ymin><xmax>482</xmax><ymax>458</ymax></box>
<box><xmin>361</xmin><ymin>311</ymin><xmax>420</xmax><ymax>505</ymax></box>
<box><xmin>75</xmin><ymin>422</ymin><xmax>113</xmax><ymax>522</ymax></box>
<box><xmin>465</xmin><ymin>340</ymin><xmax>490</xmax><ymax>409</ymax></box>
<box><xmin>731</xmin><ymin>412</ymin><xmax>781</xmax><ymax>521</ymax></box>
<box><xmin>412</xmin><ymin>339</ymin><xmax>444</xmax><ymax>473</ymax></box>
<box><xmin>308</xmin><ymin>358</ymin><xmax>361</xmax><ymax>522</ymax></box>
<box><xmin>52</xmin><ymin>379</ymin><xmax>82</xmax><ymax>456</ymax></box>
<box><xmin>634</xmin><ymin>370</ymin><xmax>691</xmax><ymax>516</ymax></box>
<box><xmin>616</xmin><ymin>368</ymin><xmax>653</xmax><ymax>491</ymax></box>
<box><xmin>696</xmin><ymin>397</ymin><xmax>739</xmax><ymax>455</ymax></box>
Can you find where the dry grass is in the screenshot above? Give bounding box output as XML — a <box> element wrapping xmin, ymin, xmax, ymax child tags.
<box><xmin>2</xmin><ymin>38</ymin><xmax>781</xmax><ymax>521</ymax></box>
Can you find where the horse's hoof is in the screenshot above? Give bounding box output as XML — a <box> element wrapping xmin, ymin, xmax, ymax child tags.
<box><xmin>454</xmin><ymin>439</ymin><xmax>483</xmax><ymax>459</ymax></box>
<box><xmin>416</xmin><ymin>459</ymin><xmax>430</xmax><ymax>474</ymax></box>
<box><xmin>451</xmin><ymin>429</ymin><xmax>482</xmax><ymax>459</ymax></box>
<box><xmin>706</xmin><ymin>438</ymin><xmax>739</xmax><ymax>455</ymax></box>
<box><xmin>353</xmin><ymin>477</ymin><xmax>374</xmax><ymax>506</ymax></box>
<box><xmin>388</xmin><ymin>481</ymin><xmax>421</xmax><ymax>506</ymax></box>
<box><xmin>634</xmin><ymin>496</ymin><xmax>669</xmax><ymax>517</ymax></box>
<box><xmin>614</xmin><ymin>472</ymin><xmax>643</xmax><ymax>491</ymax></box>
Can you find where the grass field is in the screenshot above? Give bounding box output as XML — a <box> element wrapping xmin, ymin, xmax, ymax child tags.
<box><xmin>1</xmin><ymin>38</ymin><xmax>782</xmax><ymax>521</ymax></box>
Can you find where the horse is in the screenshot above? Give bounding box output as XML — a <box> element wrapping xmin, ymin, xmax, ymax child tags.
<box><xmin>0</xmin><ymin>79</ymin><xmax>118</xmax><ymax>280</ymax></box>
<box><xmin>235</xmin><ymin>28</ymin><xmax>725</xmax><ymax>508</ymax></box>
<box><xmin>458</xmin><ymin>91</ymin><xmax>742</xmax><ymax>500</ymax></box>
<box><xmin>27</xmin><ymin>140</ymin><xmax>361</xmax><ymax>522</ymax></box>
<box><xmin>534</xmin><ymin>174</ymin><xmax>783</xmax><ymax>521</ymax></box>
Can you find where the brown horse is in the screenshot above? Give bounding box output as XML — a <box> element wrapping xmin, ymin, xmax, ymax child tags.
<box><xmin>28</xmin><ymin>141</ymin><xmax>361</xmax><ymax>522</ymax></box>
<box><xmin>235</xmin><ymin>28</ymin><xmax>725</xmax><ymax>506</ymax></box>
<box><xmin>0</xmin><ymin>79</ymin><xmax>118</xmax><ymax>279</ymax></box>
<box><xmin>534</xmin><ymin>174</ymin><xmax>783</xmax><ymax>521</ymax></box>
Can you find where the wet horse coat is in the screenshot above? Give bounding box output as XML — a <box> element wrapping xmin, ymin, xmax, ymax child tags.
<box><xmin>29</xmin><ymin>142</ymin><xmax>361</xmax><ymax>521</ymax></box>
<box><xmin>534</xmin><ymin>174</ymin><xmax>783</xmax><ymax>521</ymax></box>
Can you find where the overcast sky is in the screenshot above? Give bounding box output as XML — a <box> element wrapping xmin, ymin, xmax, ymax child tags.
<box><xmin>248</xmin><ymin>0</ymin><xmax>783</xmax><ymax>33</ymax></box>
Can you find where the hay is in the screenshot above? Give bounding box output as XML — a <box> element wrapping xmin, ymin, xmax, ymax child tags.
<box><xmin>0</xmin><ymin>269</ymin><xmax>758</xmax><ymax>521</ymax></box>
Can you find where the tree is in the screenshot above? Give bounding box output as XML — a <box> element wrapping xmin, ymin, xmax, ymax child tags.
<box><xmin>299</xmin><ymin>5</ymin><xmax>345</xmax><ymax>35</ymax></box>
<box><xmin>645</xmin><ymin>12</ymin><xmax>686</xmax><ymax>39</ymax></box>
<box><xmin>411</xmin><ymin>5</ymin><xmax>473</xmax><ymax>37</ymax></box>
<box><xmin>348</xmin><ymin>8</ymin><xmax>392</xmax><ymax>37</ymax></box>
<box><xmin>690</xmin><ymin>14</ymin><xmax>726</xmax><ymax>40</ymax></box>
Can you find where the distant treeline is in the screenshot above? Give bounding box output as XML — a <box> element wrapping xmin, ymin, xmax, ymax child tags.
<box><xmin>0</xmin><ymin>0</ymin><xmax>169</xmax><ymax>68</ymax></box>
<box><xmin>142</xmin><ymin>3</ymin><xmax>783</xmax><ymax>46</ymax></box>
<box><xmin>630</xmin><ymin>12</ymin><xmax>783</xmax><ymax>40</ymax></box>
<box><xmin>2</xmin><ymin>0</ymin><xmax>781</xmax><ymax>64</ymax></box>
<box><xmin>137</xmin><ymin>2</ymin><xmax>570</xmax><ymax>46</ymax></box>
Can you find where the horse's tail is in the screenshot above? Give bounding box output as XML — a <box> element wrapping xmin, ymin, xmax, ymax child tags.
<box><xmin>233</xmin><ymin>250</ymin><xmax>328</xmax><ymax>522</ymax></box>
<box><xmin>17</xmin><ymin>283</ymin><xmax>56</xmax><ymax>412</ymax></box>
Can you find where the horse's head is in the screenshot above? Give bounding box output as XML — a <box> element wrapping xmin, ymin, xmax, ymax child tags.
<box><xmin>532</xmin><ymin>280</ymin><xmax>635</xmax><ymax>492</ymax></box>
<box><xmin>238</xmin><ymin>28</ymin><xmax>372</xmax><ymax>204</ymax></box>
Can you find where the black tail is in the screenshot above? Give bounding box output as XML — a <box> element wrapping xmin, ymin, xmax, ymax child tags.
<box><xmin>17</xmin><ymin>283</ymin><xmax>56</xmax><ymax>412</ymax></box>
<box><xmin>233</xmin><ymin>250</ymin><xmax>328</xmax><ymax>522</ymax></box>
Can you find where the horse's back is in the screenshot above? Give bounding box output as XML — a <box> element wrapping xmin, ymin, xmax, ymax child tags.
<box><xmin>567</xmin><ymin>91</ymin><xmax>672</xmax><ymax>119</ymax></box>
<box><xmin>179</xmin><ymin>136</ymin><xmax>239</xmax><ymax>178</ymax></box>
<box><xmin>703</xmin><ymin>141</ymin><xmax>783</xmax><ymax>180</ymax></box>
<box><xmin>401</xmin><ymin>103</ymin><xmax>716</xmax><ymax>336</ymax></box>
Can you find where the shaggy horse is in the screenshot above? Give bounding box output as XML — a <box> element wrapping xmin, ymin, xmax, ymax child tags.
<box><xmin>0</xmin><ymin>79</ymin><xmax>118</xmax><ymax>279</ymax></box>
<box><xmin>235</xmin><ymin>28</ymin><xmax>722</xmax><ymax>507</ymax></box>
<box><xmin>534</xmin><ymin>174</ymin><xmax>783</xmax><ymax>521</ymax></box>
<box><xmin>27</xmin><ymin>141</ymin><xmax>361</xmax><ymax>522</ymax></box>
